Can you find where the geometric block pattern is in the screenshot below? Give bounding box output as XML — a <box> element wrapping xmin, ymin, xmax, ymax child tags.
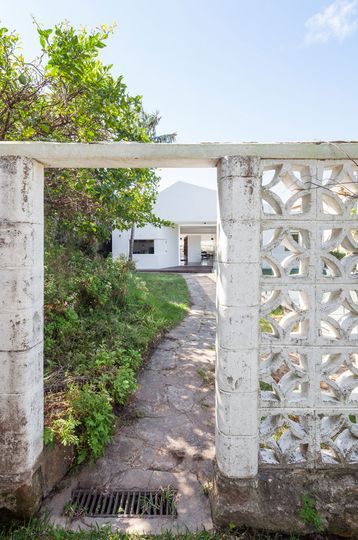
<box><xmin>259</xmin><ymin>161</ymin><xmax>358</xmax><ymax>467</ymax></box>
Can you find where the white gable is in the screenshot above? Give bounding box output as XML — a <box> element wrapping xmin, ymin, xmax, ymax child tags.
<box><xmin>155</xmin><ymin>181</ymin><xmax>216</xmax><ymax>223</ymax></box>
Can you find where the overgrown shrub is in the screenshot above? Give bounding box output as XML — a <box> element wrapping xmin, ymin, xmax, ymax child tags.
<box><xmin>110</xmin><ymin>367</ymin><xmax>138</xmax><ymax>405</ymax></box>
<box><xmin>70</xmin><ymin>385</ymin><xmax>115</xmax><ymax>464</ymax></box>
<box><xmin>44</xmin><ymin>244</ymin><xmax>189</xmax><ymax>463</ymax></box>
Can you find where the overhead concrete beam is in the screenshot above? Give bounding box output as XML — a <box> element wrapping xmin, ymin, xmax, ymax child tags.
<box><xmin>0</xmin><ymin>141</ymin><xmax>357</xmax><ymax>168</ymax></box>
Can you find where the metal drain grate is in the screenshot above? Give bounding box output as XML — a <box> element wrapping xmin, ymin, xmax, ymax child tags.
<box><xmin>69</xmin><ymin>488</ymin><xmax>177</xmax><ymax>518</ymax></box>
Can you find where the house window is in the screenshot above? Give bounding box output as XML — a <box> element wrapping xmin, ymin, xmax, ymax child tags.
<box><xmin>132</xmin><ymin>240</ymin><xmax>155</xmax><ymax>255</ymax></box>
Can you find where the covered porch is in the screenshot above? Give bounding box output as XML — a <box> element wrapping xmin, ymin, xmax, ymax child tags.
<box><xmin>178</xmin><ymin>224</ymin><xmax>216</xmax><ymax>270</ymax></box>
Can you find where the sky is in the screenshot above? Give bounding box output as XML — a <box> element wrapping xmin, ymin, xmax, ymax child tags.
<box><xmin>1</xmin><ymin>0</ymin><xmax>358</xmax><ymax>190</ymax></box>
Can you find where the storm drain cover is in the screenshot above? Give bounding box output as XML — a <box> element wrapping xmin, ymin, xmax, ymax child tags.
<box><xmin>69</xmin><ymin>488</ymin><xmax>177</xmax><ymax>518</ymax></box>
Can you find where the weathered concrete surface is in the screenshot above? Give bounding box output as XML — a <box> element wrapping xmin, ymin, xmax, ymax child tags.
<box><xmin>0</xmin><ymin>466</ymin><xmax>43</xmax><ymax>522</ymax></box>
<box><xmin>43</xmin><ymin>274</ymin><xmax>216</xmax><ymax>533</ymax></box>
<box><xmin>216</xmin><ymin>156</ymin><xmax>260</xmax><ymax>478</ymax></box>
<box><xmin>1</xmin><ymin>141</ymin><xmax>358</xmax><ymax>169</ymax></box>
<box><xmin>42</xmin><ymin>444</ymin><xmax>75</xmax><ymax>498</ymax></box>
<box><xmin>212</xmin><ymin>465</ymin><xmax>358</xmax><ymax>536</ymax></box>
<box><xmin>0</xmin><ymin>156</ymin><xmax>44</xmax><ymax>519</ymax></box>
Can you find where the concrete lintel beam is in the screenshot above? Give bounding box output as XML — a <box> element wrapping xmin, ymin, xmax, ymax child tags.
<box><xmin>0</xmin><ymin>141</ymin><xmax>357</xmax><ymax>168</ymax></box>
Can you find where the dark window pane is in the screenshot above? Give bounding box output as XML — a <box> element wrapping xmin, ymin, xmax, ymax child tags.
<box><xmin>132</xmin><ymin>240</ymin><xmax>155</xmax><ymax>255</ymax></box>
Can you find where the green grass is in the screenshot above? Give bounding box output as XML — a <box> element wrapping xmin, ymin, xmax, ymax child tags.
<box><xmin>138</xmin><ymin>272</ymin><xmax>190</xmax><ymax>331</ymax></box>
<box><xmin>0</xmin><ymin>517</ymin><xmax>335</xmax><ymax>539</ymax></box>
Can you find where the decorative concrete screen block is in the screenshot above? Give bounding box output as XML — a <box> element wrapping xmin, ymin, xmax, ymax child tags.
<box><xmin>259</xmin><ymin>161</ymin><xmax>358</xmax><ymax>468</ymax></box>
<box><xmin>0</xmin><ymin>156</ymin><xmax>44</xmax><ymax>515</ymax></box>
<box><xmin>216</xmin><ymin>157</ymin><xmax>357</xmax><ymax>478</ymax></box>
<box><xmin>216</xmin><ymin>156</ymin><xmax>261</xmax><ymax>478</ymax></box>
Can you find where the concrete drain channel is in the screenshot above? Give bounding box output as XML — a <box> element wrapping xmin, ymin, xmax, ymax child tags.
<box><xmin>69</xmin><ymin>488</ymin><xmax>178</xmax><ymax>518</ymax></box>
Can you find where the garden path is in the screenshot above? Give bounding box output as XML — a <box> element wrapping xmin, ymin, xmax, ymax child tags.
<box><xmin>44</xmin><ymin>273</ymin><xmax>216</xmax><ymax>534</ymax></box>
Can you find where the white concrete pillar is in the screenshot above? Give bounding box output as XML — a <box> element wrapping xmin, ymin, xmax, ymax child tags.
<box><xmin>0</xmin><ymin>157</ymin><xmax>44</xmax><ymax>504</ymax></box>
<box><xmin>216</xmin><ymin>155</ymin><xmax>261</xmax><ymax>478</ymax></box>
<box><xmin>187</xmin><ymin>235</ymin><xmax>201</xmax><ymax>264</ymax></box>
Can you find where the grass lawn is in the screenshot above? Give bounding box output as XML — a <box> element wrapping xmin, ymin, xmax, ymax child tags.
<box><xmin>0</xmin><ymin>518</ymin><xmax>336</xmax><ymax>540</ymax></box>
<box><xmin>139</xmin><ymin>272</ymin><xmax>191</xmax><ymax>329</ymax></box>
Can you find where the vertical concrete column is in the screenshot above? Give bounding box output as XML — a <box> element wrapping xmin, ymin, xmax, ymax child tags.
<box><xmin>0</xmin><ymin>157</ymin><xmax>44</xmax><ymax>514</ymax></box>
<box><xmin>216</xmin><ymin>155</ymin><xmax>261</xmax><ymax>478</ymax></box>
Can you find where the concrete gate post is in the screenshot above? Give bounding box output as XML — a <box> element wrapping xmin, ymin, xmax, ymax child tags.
<box><xmin>0</xmin><ymin>157</ymin><xmax>44</xmax><ymax>517</ymax></box>
<box><xmin>216</xmin><ymin>155</ymin><xmax>261</xmax><ymax>478</ymax></box>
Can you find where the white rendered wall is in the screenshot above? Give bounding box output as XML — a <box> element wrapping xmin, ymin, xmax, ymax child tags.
<box><xmin>113</xmin><ymin>181</ymin><xmax>217</xmax><ymax>270</ymax></box>
<box><xmin>112</xmin><ymin>224</ymin><xmax>179</xmax><ymax>269</ymax></box>
<box><xmin>187</xmin><ymin>235</ymin><xmax>202</xmax><ymax>264</ymax></box>
<box><xmin>155</xmin><ymin>181</ymin><xmax>216</xmax><ymax>223</ymax></box>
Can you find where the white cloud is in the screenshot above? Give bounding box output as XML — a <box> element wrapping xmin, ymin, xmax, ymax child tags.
<box><xmin>304</xmin><ymin>0</ymin><xmax>358</xmax><ymax>44</ymax></box>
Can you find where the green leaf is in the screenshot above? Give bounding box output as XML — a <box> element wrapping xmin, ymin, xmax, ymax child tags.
<box><xmin>0</xmin><ymin>22</ymin><xmax>171</xmax><ymax>244</ymax></box>
<box><xmin>44</xmin><ymin>427</ymin><xmax>55</xmax><ymax>447</ymax></box>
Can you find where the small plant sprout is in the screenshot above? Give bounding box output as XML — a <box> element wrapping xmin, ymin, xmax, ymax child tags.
<box><xmin>63</xmin><ymin>502</ymin><xmax>86</xmax><ymax>521</ymax></box>
<box><xmin>140</xmin><ymin>494</ymin><xmax>161</xmax><ymax>515</ymax></box>
<box><xmin>139</xmin><ymin>486</ymin><xmax>177</xmax><ymax>516</ymax></box>
<box><xmin>197</xmin><ymin>367</ymin><xmax>215</xmax><ymax>386</ymax></box>
<box><xmin>199</xmin><ymin>398</ymin><xmax>210</xmax><ymax>410</ymax></box>
<box><xmin>202</xmin><ymin>480</ymin><xmax>213</xmax><ymax>497</ymax></box>
<box><xmin>299</xmin><ymin>493</ymin><xmax>325</xmax><ymax>532</ymax></box>
<box><xmin>160</xmin><ymin>485</ymin><xmax>177</xmax><ymax>515</ymax></box>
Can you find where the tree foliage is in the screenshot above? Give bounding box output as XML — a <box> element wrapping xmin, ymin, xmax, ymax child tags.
<box><xmin>0</xmin><ymin>22</ymin><xmax>168</xmax><ymax>242</ymax></box>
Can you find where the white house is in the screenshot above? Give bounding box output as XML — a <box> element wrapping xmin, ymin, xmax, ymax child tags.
<box><xmin>112</xmin><ymin>181</ymin><xmax>217</xmax><ymax>269</ymax></box>
<box><xmin>112</xmin><ymin>180</ymin><xmax>292</xmax><ymax>271</ymax></box>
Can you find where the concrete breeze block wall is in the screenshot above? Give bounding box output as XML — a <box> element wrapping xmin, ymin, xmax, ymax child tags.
<box><xmin>0</xmin><ymin>143</ymin><xmax>356</xmax><ymax>525</ymax></box>
<box><xmin>216</xmin><ymin>156</ymin><xmax>357</xmax><ymax>478</ymax></box>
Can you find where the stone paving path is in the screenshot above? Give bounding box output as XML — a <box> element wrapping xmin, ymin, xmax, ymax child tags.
<box><xmin>45</xmin><ymin>273</ymin><xmax>216</xmax><ymax>534</ymax></box>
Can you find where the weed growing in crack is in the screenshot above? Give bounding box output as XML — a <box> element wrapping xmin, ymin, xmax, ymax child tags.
<box><xmin>63</xmin><ymin>502</ymin><xmax>87</xmax><ymax>521</ymax></box>
<box><xmin>197</xmin><ymin>367</ymin><xmax>215</xmax><ymax>386</ymax></box>
<box><xmin>140</xmin><ymin>495</ymin><xmax>161</xmax><ymax>515</ymax></box>
<box><xmin>299</xmin><ymin>494</ymin><xmax>325</xmax><ymax>532</ymax></box>
<box><xmin>161</xmin><ymin>486</ymin><xmax>177</xmax><ymax>515</ymax></box>
<box><xmin>199</xmin><ymin>398</ymin><xmax>210</xmax><ymax>410</ymax></box>
<box><xmin>139</xmin><ymin>486</ymin><xmax>177</xmax><ymax>516</ymax></box>
<box><xmin>202</xmin><ymin>480</ymin><xmax>213</xmax><ymax>497</ymax></box>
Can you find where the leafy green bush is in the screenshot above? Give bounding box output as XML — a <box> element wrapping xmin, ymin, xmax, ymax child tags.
<box><xmin>44</xmin><ymin>245</ymin><xmax>134</xmax><ymax>373</ymax></box>
<box><xmin>44</xmin><ymin>416</ymin><xmax>79</xmax><ymax>448</ymax></box>
<box><xmin>110</xmin><ymin>367</ymin><xmax>137</xmax><ymax>405</ymax></box>
<box><xmin>70</xmin><ymin>385</ymin><xmax>115</xmax><ymax>464</ymax></box>
<box><xmin>44</xmin><ymin>245</ymin><xmax>189</xmax><ymax>463</ymax></box>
